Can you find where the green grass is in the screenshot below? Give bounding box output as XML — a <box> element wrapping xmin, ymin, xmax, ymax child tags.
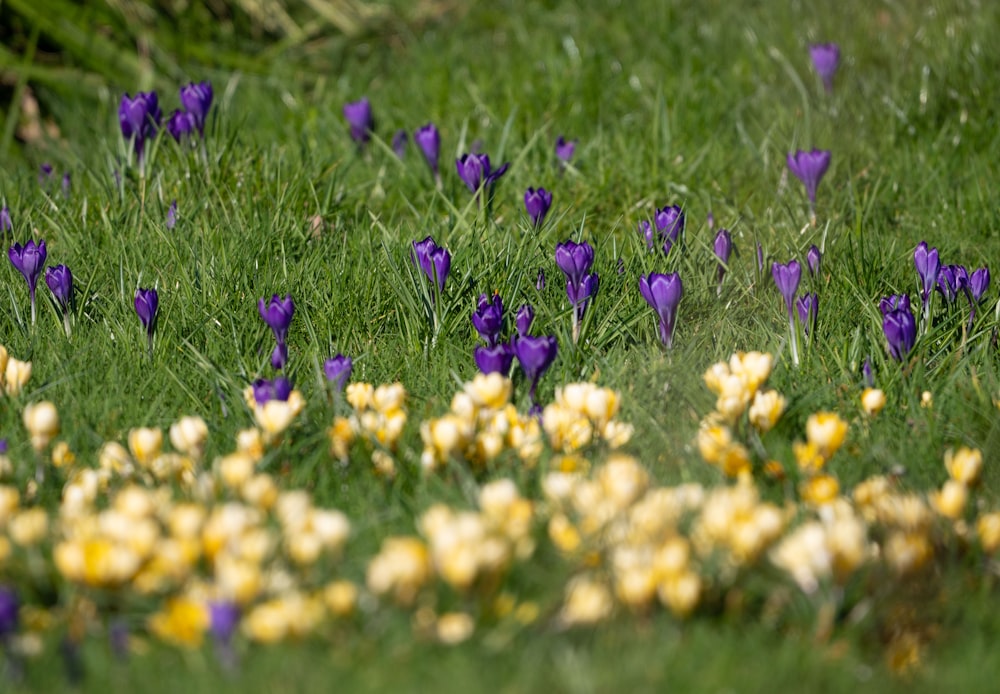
<box><xmin>3</xmin><ymin>0</ymin><xmax>1000</xmax><ymax>690</ymax></box>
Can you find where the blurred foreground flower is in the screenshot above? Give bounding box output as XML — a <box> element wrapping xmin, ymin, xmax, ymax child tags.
<box><xmin>343</xmin><ymin>98</ymin><xmax>374</xmax><ymax>145</ymax></box>
<box><xmin>810</xmin><ymin>43</ymin><xmax>841</xmax><ymax>93</ymax></box>
<box><xmin>119</xmin><ymin>91</ymin><xmax>161</xmax><ymax>162</ymax></box>
<box><xmin>179</xmin><ymin>81</ymin><xmax>213</xmax><ymax>135</ymax></box>
<box><xmin>414</xmin><ymin>123</ymin><xmax>441</xmax><ymax>181</ymax></box>
<box><xmin>324</xmin><ymin>355</ymin><xmax>353</xmax><ymax>391</ymax></box>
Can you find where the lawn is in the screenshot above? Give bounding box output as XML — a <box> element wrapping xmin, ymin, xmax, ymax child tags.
<box><xmin>2</xmin><ymin>0</ymin><xmax>1000</xmax><ymax>690</ymax></box>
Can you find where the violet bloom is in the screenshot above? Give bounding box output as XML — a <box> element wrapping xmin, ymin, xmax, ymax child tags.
<box><xmin>179</xmin><ymin>81</ymin><xmax>213</xmax><ymax>135</ymax></box>
<box><xmin>862</xmin><ymin>357</ymin><xmax>874</xmax><ymax>387</ymax></box>
<box><xmin>134</xmin><ymin>287</ymin><xmax>159</xmax><ymax>353</ymax></box>
<box><xmin>455</xmin><ymin>152</ymin><xmax>510</xmax><ymax>195</ymax></box>
<box><xmin>392</xmin><ymin>129</ymin><xmax>408</xmax><ymax>158</ymax></box>
<box><xmin>756</xmin><ymin>242</ymin><xmax>765</xmax><ymax>273</ymax></box>
<box><xmin>252</xmin><ymin>376</ymin><xmax>292</xmax><ymax>405</ymax></box>
<box><xmin>0</xmin><ymin>205</ymin><xmax>10</xmax><ymax>235</ymax></box>
<box><xmin>807</xmin><ymin>244</ymin><xmax>822</xmax><ymax>277</ymax></box>
<box><xmin>796</xmin><ymin>292</ymin><xmax>818</xmax><ymax>337</ymax></box>
<box><xmin>119</xmin><ymin>91</ymin><xmax>162</xmax><ymax>159</ymax></box>
<box><xmin>0</xmin><ymin>586</ymin><xmax>18</xmax><ymax>638</ymax></box>
<box><xmin>8</xmin><ymin>239</ymin><xmax>47</xmax><ymax>324</ymax></box>
<box><xmin>472</xmin><ymin>293</ymin><xmax>504</xmax><ymax>346</ymax></box>
<box><xmin>411</xmin><ymin>236</ymin><xmax>451</xmax><ymax>292</ymax></box>
<box><xmin>208</xmin><ymin>600</ymin><xmax>240</xmax><ymax>643</ymax></box>
<box><xmin>655</xmin><ymin>205</ymin><xmax>685</xmax><ymax>255</ymax></box>
<box><xmin>536</xmin><ymin>268</ymin><xmax>546</xmax><ymax>291</ymax></box>
<box><xmin>913</xmin><ymin>241</ymin><xmax>940</xmax><ymax>319</ymax></box>
<box><xmin>258</xmin><ymin>294</ymin><xmax>295</xmax><ymax>345</ymax></box>
<box><xmin>879</xmin><ymin>294</ymin><xmax>911</xmax><ymax>316</ymax></box>
<box><xmin>45</xmin><ymin>264</ymin><xmax>73</xmax><ymax>314</ymax></box>
<box><xmin>167</xmin><ymin>110</ymin><xmax>197</xmax><ymax>142</ymax></box>
<box><xmin>970</xmin><ymin>267</ymin><xmax>990</xmax><ymax>302</ymax></box>
<box><xmin>638</xmin><ymin>220</ymin><xmax>656</xmax><ymax>252</ymax></box>
<box><xmin>936</xmin><ymin>264</ymin><xmax>966</xmax><ymax>305</ymax></box>
<box><xmin>883</xmin><ymin>306</ymin><xmax>917</xmax><ymax>361</ymax></box>
<box><xmin>167</xmin><ymin>200</ymin><xmax>178</xmax><ymax>230</ymax></box>
<box><xmin>524</xmin><ymin>187</ymin><xmax>553</xmax><ymax>228</ymax></box>
<box><xmin>414</xmin><ymin>123</ymin><xmax>441</xmax><ymax>177</ymax></box>
<box><xmin>554</xmin><ymin>240</ymin><xmax>595</xmax><ymax>288</ymax></box>
<box><xmin>810</xmin><ymin>43</ymin><xmax>841</xmax><ymax>93</ymax></box>
<box><xmin>343</xmin><ymin>98</ymin><xmax>374</xmax><ymax>144</ymax></box>
<box><xmin>512</xmin><ymin>334</ymin><xmax>558</xmax><ymax>405</ymax></box>
<box><xmin>787</xmin><ymin>149</ymin><xmax>831</xmax><ymax>217</ymax></box>
<box><xmin>771</xmin><ymin>260</ymin><xmax>802</xmax><ymax>318</ymax></box>
<box><xmin>713</xmin><ymin>229</ymin><xmax>732</xmax><ymax>290</ymax></box>
<box><xmin>324</xmin><ymin>354</ymin><xmax>353</xmax><ymax>391</ymax></box>
<box><xmin>772</xmin><ymin>259</ymin><xmax>802</xmax><ymax>365</ymax></box>
<box><xmin>39</xmin><ymin>163</ymin><xmax>54</xmax><ymax>186</ymax></box>
<box><xmin>474</xmin><ymin>343</ymin><xmax>514</xmax><ymax>375</ymax></box>
<box><xmin>566</xmin><ymin>273</ymin><xmax>599</xmax><ymax>324</ymax></box>
<box><xmin>639</xmin><ymin>273</ymin><xmax>683</xmax><ymax>348</ymax></box>
<box><xmin>271</xmin><ymin>342</ymin><xmax>288</xmax><ymax>371</ymax></box>
<box><xmin>555</xmin><ymin>136</ymin><xmax>576</xmax><ymax>163</ymax></box>
<box><xmin>515</xmin><ymin>304</ymin><xmax>534</xmax><ymax>336</ymax></box>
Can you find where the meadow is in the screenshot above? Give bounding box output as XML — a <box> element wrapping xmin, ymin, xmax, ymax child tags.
<box><xmin>2</xmin><ymin>0</ymin><xmax>1000</xmax><ymax>690</ymax></box>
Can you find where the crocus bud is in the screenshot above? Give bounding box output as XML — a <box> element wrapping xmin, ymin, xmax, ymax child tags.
<box><xmin>515</xmin><ymin>304</ymin><xmax>534</xmax><ymax>336</ymax></box>
<box><xmin>343</xmin><ymin>98</ymin><xmax>374</xmax><ymax>144</ymax></box>
<box><xmin>787</xmin><ymin>149</ymin><xmax>832</xmax><ymax>210</ymax></box>
<box><xmin>0</xmin><ymin>206</ymin><xmax>11</xmax><ymax>235</ymax></box>
<box><xmin>128</xmin><ymin>427</ymin><xmax>163</xmax><ymax>467</ymax></box>
<box><xmin>555</xmin><ymin>136</ymin><xmax>576</xmax><ymax>163</ymax></box>
<box><xmin>861</xmin><ymin>388</ymin><xmax>885</xmax><ymax>416</ymax></box>
<box><xmin>179</xmin><ymin>81</ymin><xmax>213</xmax><ymax>135</ymax></box>
<box><xmin>809</xmin><ymin>43</ymin><xmax>841</xmax><ymax>93</ymax></box>
<box><xmin>170</xmin><ymin>416</ymin><xmax>209</xmax><ymax>460</ymax></box>
<box><xmin>45</xmin><ymin>264</ymin><xmax>73</xmax><ymax>314</ymax></box>
<box><xmin>414</xmin><ymin>123</ymin><xmax>441</xmax><ymax>175</ymax></box>
<box><xmin>806</xmin><ymin>245</ymin><xmax>821</xmax><ymax>277</ymax></box>
<box><xmin>4</xmin><ymin>357</ymin><xmax>31</xmax><ymax>396</ymax></box>
<box><xmin>524</xmin><ymin>187</ymin><xmax>553</xmax><ymax>228</ymax></box>
<box><xmin>23</xmin><ymin>401</ymin><xmax>59</xmax><ymax>452</ymax></box>
<box><xmin>324</xmin><ymin>355</ymin><xmax>353</xmax><ymax>391</ymax></box>
<box><xmin>391</xmin><ymin>129</ymin><xmax>408</xmax><ymax>158</ymax></box>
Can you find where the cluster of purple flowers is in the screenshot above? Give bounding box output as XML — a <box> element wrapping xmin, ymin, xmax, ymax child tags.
<box><xmin>411</xmin><ymin>236</ymin><xmax>452</xmax><ymax>293</ymax></box>
<box><xmin>258</xmin><ymin>294</ymin><xmax>294</xmax><ymax>370</ymax></box>
<box><xmin>638</xmin><ymin>205</ymin><xmax>685</xmax><ymax>256</ymax></box>
<box><xmin>119</xmin><ymin>81</ymin><xmax>214</xmax><ymax>163</ymax></box>
<box><xmin>555</xmin><ymin>240</ymin><xmax>599</xmax><ymax>343</ymax></box>
<box><xmin>7</xmin><ymin>228</ymin><xmax>76</xmax><ymax>330</ymax></box>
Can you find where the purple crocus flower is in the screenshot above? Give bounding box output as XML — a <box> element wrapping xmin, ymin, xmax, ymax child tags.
<box><xmin>879</xmin><ymin>294</ymin><xmax>911</xmax><ymax>316</ymax></box>
<box><xmin>414</xmin><ymin>123</ymin><xmax>441</xmax><ymax>177</ymax></box>
<box><xmin>271</xmin><ymin>342</ymin><xmax>288</xmax><ymax>371</ymax></box>
<box><xmin>167</xmin><ymin>110</ymin><xmax>197</xmax><ymax>142</ymax></box>
<box><xmin>655</xmin><ymin>205</ymin><xmax>685</xmax><ymax>255</ymax></box>
<box><xmin>970</xmin><ymin>267</ymin><xmax>990</xmax><ymax>302</ymax></box>
<box><xmin>862</xmin><ymin>357</ymin><xmax>874</xmax><ymax>387</ymax></box>
<box><xmin>713</xmin><ymin>229</ymin><xmax>732</xmax><ymax>290</ymax></box>
<box><xmin>810</xmin><ymin>43</ymin><xmax>841</xmax><ymax>93</ymax></box>
<box><xmin>324</xmin><ymin>354</ymin><xmax>353</xmax><ymax>391</ymax></box>
<box><xmin>913</xmin><ymin>241</ymin><xmax>940</xmax><ymax>314</ymax></box>
<box><xmin>637</xmin><ymin>220</ymin><xmax>655</xmax><ymax>252</ymax></box>
<box><xmin>512</xmin><ymin>334</ymin><xmax>558</xmax><ymax>404</ymax></box>
<box><xmin>566</xmin><ymin>273</ymin><xmax>599</xmax><ymax>324</ymax></box>
<box><xmin>883</xmin><ymin>306</ymin><xmax>917</xmax><ymax>361</ymax></box>
<box><xmin>936</xmin><ymin>264</ymin><xmax>965</xmax><ymax>305</ymax></box>
<box><xmin>807</xmin><ymin>244</ymin><xmax>822</xmax><ymax>277</ymax></box>
<box><xmin>787</xmin><ymin>149</ymin><xmax>832</xmax><ymax>215</ymax></box>
<box><xmin>455</xmin><ymin>152</ymin><xmax>510</xmax><ymax>194</ymax></box>
<box><xmin>179</xmin><ymin>81</ymin><xmax>213</xmax><ymax>135</ymax></box>
<box><xmin>524</xmin><ymin>187</ymin><xmax>553</xmax><ymax>228</ymax></box>
<box><xmin>536</xmin><ymin>268</ymin><xmax>546</xmax><ymax>291</ymax></box>
<box><xmin>0</xmin><ymin>206</ymin><xmax>11</xmax><ymax>235</ymax></box>
<box><xmin>119</xmin><ymin>91</ymin><xmax>162</xmax><ymax>159</ymax></box>
<box><xmin>515</xmin><ymin>304</ymin><xmax>534</xmax><ymax>336</ymax></box>
<box><xmin>411</xmin><ymin>236</ymin><xmax>451</xmax><ymax>292</ymax></box>
<box><xmin>771</xmin><ymin>260</ymin><xmax>802</xmax><ymax>318</ymax></box>
<box><xmin>252</xmin><ymin>376</ymin><xmax>292</xmax><ymax>405</ymax></box>
<box><xmin>474</xmin><ymin>343</ymin><xmax>514</xmax><ymax>375</ymax></box>
<box><xmin>472</xmin><ymin>293</ymin><xmax>504</xmax><ymax>346</ymax></box>
<box><xmin>554</xmin><ymin>240</ymin><xmax>595</xmax><ymax>288</ymax></box>
<box><xmin>135</xmin><ymin>287</ymin><xmax>159</xmax><ymax>351</ymax></box>
<box><xmin>392</xmin><ymin>129</ymin><xmax>408</xmax><ymax>158</ymax></box>
<box><xmin>639</xmin><ymin>272</ymin><xmax>683</xmax><ymax>348</ymax></box>
<box><xmin>258</xmin><ymin>294</ymin><xmax>294</xmax><ymax>345</ymax></box>
<box><xmin>343</xmin><ymin>98</ymin><xmax>374</xmax><ymax>144</ymax></box>
<box><xmin>796</xmin><ymin>292</ymin><xmax>818</xmax><ymax>336</ymax></box>
<box><xmin>166</xmin><ymin>200</ymin><xmax>178</xmax><ymax>230</ymax></box>
<box><xmin>555</xmin><ymin>136</ymin><xmax>576</xmax><ymax>163</ymax></box>
<box><xmin>45</xmin><ymin>264</ymin><xmax>73</xmax><ymax>314</ymax></box>
<box><xmin>209</xmin><ymin>601</ymin><xmax>240</xmax><ymax>644</ymax></box>
<box><xmin>0</xmin><ymin>586</ymin><xmax>18</xmax><ymax>638</ymax></box>
<box><xmin>8</xmin><ymin>239</ymin><xmax>46</xmax><ymax>324</ymax></box>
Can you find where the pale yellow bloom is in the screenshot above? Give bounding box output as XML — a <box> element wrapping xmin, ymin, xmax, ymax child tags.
<box><xmin>99</xmin><ymin>442</ymin><xmax>134</xmax><ymax>476</ymax></box>
<box><xmin>883</xmin><ymin>531</ymin><xmax>932</xmax><ymax>575</ymax></box>
<box><xmin>559</xmin><ymin>575</ymin><xmax>613</xmax><ymax>626</ymax></box>
<box><xmin>51</xmin><ymin>441</ymin><xmax>76</xmax><ymax>468</ymax></box>
<box><xmin>236</xmin><ymin>428</ymin><xmax>265</xmax><ymax>461</ymax></box>
<box><xmin>169</xmin><ymin>416</ymin><xmax>208</xmax><ymax>460</ymax></box>
<box><xmin>0</xmin><ymin>486</ymin><xmax>20</xmax><ymax>525</ymax></box>
<box><xmin>861</xmin><ymin>388</ymin><xmax>886</xmax><ymax>416</ymax></box>
<box><xmin>793</xmin><ymin>441</ymin><xmax>825</xmax><ymax>473</ymax></box>
<box><xmin>366</xmin><ymin>536</ymin><xmax>431</xmax><ymax>606</ymax></box>
<box><xmin>465</xmin><ymin>373</ymin><xmax>511</xmax><ymax>409</ymax></box>
<box><xmin>658</xmin><ymin>570</ymin><xmax>701</xmax><ymax>618</ymax></box>
<box><xmin>128</xmin><ymin>427</ymin><xmax>163</xmax><ymax>467</ymax></box>
<box><xmin>931</xmin><ymin>480</ymin><xmax>968</xmax><ymax>520</ymax></box>
<box><xmin>217</xmin><ymin>452</ymin><xmax>256</xmax><ymax>489</ymax></box>
<box><xmin>23</xmin><ymin>401</ymin><xmax>59</xmax><ymax>452</ymax></box>
<box><xmin>345</xmin><ymin>382</ymin><xmax>374</xmax><ymax>411</ymax></box>
<box><xmin>800</xmin><ymin>474</ymin><xmax>840</xmax><ymax>505</ymax></box>
<box><xmin>4</xmin><ymin>357</ymin><xmax>31</xmax><ymax>396</ymax></box>
<box><xmin>976</xmin><ymin>512</ymin><xmax>1000</xmax><ymax>553</ymax></box>
<box><xmin>921</xmin><ymin>391</ymin><xmax>933</xmax><ymax>408</ymax></box>
<box><xmin>323</xmin><ymin>580</ymin><xmax>358</xmax><ymax>617</ymax></box>
<box><xmin>435</xmin><ymin>612</ymin><xmax>475</xmax><ymax>645</ymax></box>
<box><xmin>748</xmin><ymin>389</ymin><xmax>786</xmax><ymax>432</ymax></box>
<box><xmin>944</xmin><ymin>447</ymin><xmax>982</xmax><ymax>485</ymax></box>
<box><xmin>254</xmin><ymin>391</ymin><xmax>305</xmax><ymax>438</ymax></box>
<box><xmin>8</xmin><ymin>508</ymin><xmax>48</xmax><ymax>546</ymax></box>
<box><xmin>148</xmin><ymin>597</ymin><xmax>208</xmax><ymax>648</ymax></box>
<box><xmin>805</xmin><ymin>412</ymin><xmax>848</xmax><ymax>458</ymax></box>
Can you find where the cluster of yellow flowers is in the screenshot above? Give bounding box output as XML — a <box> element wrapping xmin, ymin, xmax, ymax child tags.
<box><xmin>329</xmin><ymin>382</ymin><xmax>407</xmax><ymax>476</ymax></box>
<box><xmin>418</xmin><ymin>373</ymin><xmax>541</xmax><ymax>471</ymax></box>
